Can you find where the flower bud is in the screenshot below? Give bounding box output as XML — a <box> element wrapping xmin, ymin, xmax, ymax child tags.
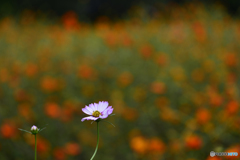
<box><xmin>30</xmin><ymin>125</ymin><xmax>39</xmax><ymax>135</ymax></box>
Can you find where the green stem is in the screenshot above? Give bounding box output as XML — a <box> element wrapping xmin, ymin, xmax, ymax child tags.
<box><xmin>35</xmin><ymin>134</ymin><xmax>37</xmax><ymax>160</ymax></box>
<box><xmin>90</xmin><ymin>122</ymin><xmax>99</xmax><ymax>160</ymax></box>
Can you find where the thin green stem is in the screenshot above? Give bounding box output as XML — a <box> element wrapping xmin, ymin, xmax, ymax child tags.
<box><xmin>90</xmin><ymin>122</ymin><xmax>99</xmax><ymax>160</ymax></box>
<box><xmin>35</xmin><ymin>134</ymin><xmax>37</xmax><ymax>160</ymax></box>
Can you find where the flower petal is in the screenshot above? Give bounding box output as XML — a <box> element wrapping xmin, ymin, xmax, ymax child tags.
<box><xmin>107</xmin><ymin>106</ymin><xmax>113</xmax><ymax>115</ymax></box>
<box><xmin>89</xmin><ymin>103</ymin><xmax>96</xmax><ymax>111</ymax></box>
<box><xmin>81</xmin><ymin>116</ymin><xmax>99</xmax><ymax>122</ymax></box>
<box><xmin>86</xmin><ymin>106</ymin><xmax>93</xmax><ymax>113</ymax></box>
<box><xmin>82</xmin><ymin>108</ymin><xmax>92</xmax><ymax>115</ymax></box>
<box><xmin>98</xmin><ymin>101</ymin><xmax>109</xmax><ymax>112</ymax></box>
<box><xmin>94</xmin><ymin>103</ymin><xmax>99</xmax><ymax>111</ymax></box>
<box><xmin>99</xmin><ymin>107</ymin><xmax>112</xmax><ymax>119</ymax></box>
<box><xmin>99</xmin><ymin>113</ymin><xmax>108</xmax><ymax>119</ymax></box>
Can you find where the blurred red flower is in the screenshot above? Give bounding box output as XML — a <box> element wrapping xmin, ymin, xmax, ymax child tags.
<box><xmin>122</xmin><ymin>33</ymin><xmax>133</xmax><ymax>47</ymax></box>
<box><xmin>62</xmin><ymin>11</ymin><xmax>80</xmax><ymax>31</ymax></box>
<box><xmin>78</xmin><ymin>65</ymin><xmax>96</xmax><ymax>80</ymax></box>
<box><xmin>0</xmin><ymin>122</ymin><xmax>17</xmax><ymax>139</ymax></box>
<box><xmin>15</xmin><ymin>89</ymin><xmax>30</xmax><ymax>102</ymax></box>
<box><xmin>45</xmin><ymin>102</ymin><xmax>61</xmax><ymax>119</ymax></box>
<box><xmin>140</xmin><ymin>44</ymin><xmax>153</xmax><ymax>59</ymax></box>
<box><xmin>226</xmin><ymin>101</ymin><xmax>239</xmax><ymax>115</ymax></box>
<box><xmin>206</xmin><ymin>157</ymin><xmax>222</xmax><ymax>160</ymax></box>
<box><xmin>185</xmin><ymin>135</ymin><xmax>202</xmax><ymax>149</ymax></box>
<box><xmin>155</xmin><ymin>53</ymin><xmax>168</xmax><ymax>66</ymax></box>
<box><xmin>64</xmin><ymin>142</ymin><xmax>81</xmax><ymax>156</ymax></box>
<box><xmin>41</xmin><ymin>76</ymin><xmax>59</xmax><ymax>92</ymax></box>
<box><xmin>53</xmin><ymin>147</ymin><xmax>66</xmax><ymax>160</ymax></box>
<box><xmin>225</xmin><ymin>145</ymin><xmax>240</xmax><ymax>160</ymax></box>
<box><xmin>37</xmin><ymin>138</ymin><xmax>50</xmax><ymax>154</ymax></box>
<box><xmin>150</xmin><ymin>82</ymin><xmax>166</xmax><ymax>94</ymax></box>
<box><xmin>148</xmin><ymin>138</ymin><xmax>165</xmax><ymax>154</ymax></box>
<box><xmin>225</xmin><ymin>53</ymin><xmax>238</xmax><ymax>67</ymax></box>
<box><xmin>0</xmin><ymin>68</ymin><xmax>9</xmax><ymax>83</ymax></box>
<box><xmin>25</xmin><ymin>63</ymin><xmax>38</xmax><ymax>77</ymax></box>
<box><xmin>196</xmin><ymin>108</ymin><xmax>211</xmax><ymax>124</ymax></box>
<box><xmin>192</xmin><ymin>21</ymin><xmax>207</xmax><ymax>42</ymax></box>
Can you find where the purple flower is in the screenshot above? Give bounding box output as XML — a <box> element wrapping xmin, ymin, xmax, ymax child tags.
<box><xmin>81</xmin><ymin>101</ymin><xmax>113</xmax><ymax>122</ymax></box>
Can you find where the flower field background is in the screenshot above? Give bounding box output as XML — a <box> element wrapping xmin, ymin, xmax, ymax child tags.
<box><xmin>0</xmin><ymin>4</ymin><xmax>240</xmax><ymax>160</ymax></box>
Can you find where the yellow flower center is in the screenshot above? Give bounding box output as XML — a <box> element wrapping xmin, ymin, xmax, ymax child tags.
<box><xmin>92</xmin><ymin>111</ymin><xmax>101</xmax><ymax>117</ymax></box>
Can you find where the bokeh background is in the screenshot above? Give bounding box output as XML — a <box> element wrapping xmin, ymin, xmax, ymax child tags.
<box><xmin>0</xmin><ymin>0</ymin><xmax>240</xmax><ymax>160</ymax></box>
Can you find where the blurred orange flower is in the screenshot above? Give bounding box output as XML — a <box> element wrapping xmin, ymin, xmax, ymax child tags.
<box><xmin>15</xmin><ymin>89</ymin><xmax>30</xmax><ymax>102</ymax></box>
<box><xmin>41</xmin><ymin>76</ymin><xmax>59</xmax><ymax>92</ymax></box>
<box><xmin>225</xmin><ymin>53</ymin><xmax>237</xmax><ymax>67</ymax></box>
<box><xmin>209</xmin><ymin>93</ymin><xmax>223</xmax><ymax>107</ymax></box>
<box><xmin>150</xmin><ymin>82</ymin><xmax>166</xmax><ymax>94</ymax></box>
<box><xmin>160</xmin><ymin>108</ymin><xmax>179</xmax><ymax>123</ymax></box>
<box><xmin>226</xmin><ymin>101</ymin><xmax>239</xmax><ymax>115</ymax></box>
<box><xmin>140</xmin><ymin>44</ymin><xmax>153</xmax><ymax>59</ymax></box>
<box><xmin>130</xmin><ymin>136</ymin><xmax>148</xmax><ymax>154</ymax></box>
<box><xmin>117</xmin><ymin>72</ymin><xmax>133</xmax><ymax>87</ymax></box>
<box><xmin>225</xmin><ymin>145</ymin><xmax>240</xmax><ymax>160</ymax></box>
<box><xmin>192</xmin><ymin>21</ymin><xmax>207</xmax><ymax>42</ymax></box>
<box><xmin>65</xmin><ymin>142</ymin><xmax>81</xmax><ymax>156</ymax></box>
<box><xmin>196</xmin><ymin>108</ymin><xmax>211</xmax><ymax>124</ymax></box>
<box><xmin>78</xmin><ymin>65</ymin><xmax>96</xmax><ymax>80</ymax></box>
<box><xmin>45</xmin><ymin>102</ymin><xmax>61</xmax><ymax>119</ymax></box>
<box><xmin>121</xmin><ymin>107</ymin><xmax>138</xmax><ymax>121</ymax></box>
<box><xmin>53</xmin><ymin>147</ymin><xmax>66</xmax><ymax>160</ymax></box>
<box><xmin>37</xmin><ymin>138</ymin><xmax>50</xmax><ymax>154</ymax></box>
<box><xmin>155</xmin><ymin>53</ymin><xmax>168</xmax><ymax>66</ymax></box>
<box><xmin>18</xmin><ymin>104</ymin><xmax>33</xmax><ymax>120</ymax></box>
<box><xmin>121</xmin><ymin>34</ymin><xmax>133</xmax><ymax>47</ymax></box>
<box><xmin>0</xmin><ymin>68</ymin><xmax>9</xmax><ymax>82</ymax></box>
<box><xmin>105</xmin><ymin>32</ymin><xmax>118</xmax><ymax>47</ymax></box>
<box><xmin>206</xmin><ymin>156</ymin><xmax>222</xmax><ymax>160</ymax></box>
<box><xmin>227</xmin><ymin>73</ymin><xmax>237</xmax><ymax>84</ymax></box>
<box><xmin>148</xmin><ymin>138</ymin><xmax>165</xmax><ymax>154</ymax></box>
<box><xmin>0</xmin><ymin>122</ymin><xmax>17</xmax><ymax>139</ymax></box>
<box><xmin>185</xmin><ymin>135</ymin><xmax>202</xmax><ymax>149</ymax></box>
<box><xmin>62</xmin><ymin>11</ymin><xmax>80</xmax><ymax>31</ymax></box>
<box><xmin>25</xmin><ymin>63</ymin><xmax>38</xmax><ymax>77</ymax></box>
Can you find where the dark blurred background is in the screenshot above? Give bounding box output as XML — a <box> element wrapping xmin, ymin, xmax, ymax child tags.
<box><xmin>1</xmin><ymin>0</ymin><xmax>240</xmax><ymax>21</ymax></box>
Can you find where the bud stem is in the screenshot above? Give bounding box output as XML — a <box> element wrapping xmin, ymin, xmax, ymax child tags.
<box><xmin>35</xmin><ymin>134</ymin><xmax>37</xmax><ymax>160</ymax></box>
<box><xmin>90</xmin><ymin>122</ymin><xmax>99</xmax><ymax>160</ymax></box>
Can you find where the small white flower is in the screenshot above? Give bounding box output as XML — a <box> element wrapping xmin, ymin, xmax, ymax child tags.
<box><xmin>30</xmin><ymin>125</ymin><xmax>39</xmax><ymax>134</ymax></box>
<box><xmin>31</xmin><ymin>125</ymin><xmax>38</xmax><ymax>131</ymax></box>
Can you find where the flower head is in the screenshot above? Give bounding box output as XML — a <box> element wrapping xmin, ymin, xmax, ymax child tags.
<box><xmin>81</xmin><ymin>101</ymin><xmax>113</xmax><ymax>122</ymax></box>
<box><xmin>30</xmin><ymin>125</ymin><xmax>39</xmax><ymax>135</ymax></box>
